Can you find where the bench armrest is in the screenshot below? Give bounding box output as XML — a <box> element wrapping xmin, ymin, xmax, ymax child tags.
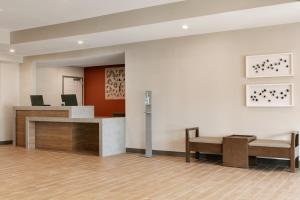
<box><xmin>291</xmin><ymin>131</ymin><xmax>299</xmax><ymax>148</ymax></box>
<box><xmin>185</xmin><ymin>127</ymin><xmax>199</xmax><ymax>142</ymax></box>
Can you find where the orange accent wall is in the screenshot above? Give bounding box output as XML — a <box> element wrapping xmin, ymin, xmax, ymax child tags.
<box><xmin>84</xmin><ymin>65</ymin><xmax>125</xmax><ymax>117</ymax></box>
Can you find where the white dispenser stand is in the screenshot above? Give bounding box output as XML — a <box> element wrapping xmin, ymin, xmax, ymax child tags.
<box><xmin>145</xmin><ymin>91</ymin><xmax>152</xmax><ymax>158</ymax></box>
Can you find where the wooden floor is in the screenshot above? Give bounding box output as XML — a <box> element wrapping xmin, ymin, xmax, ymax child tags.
<box><xmin>0</xmin><ymin>146</ymin><xmax>300</xmax><ymax>200</ymax></box>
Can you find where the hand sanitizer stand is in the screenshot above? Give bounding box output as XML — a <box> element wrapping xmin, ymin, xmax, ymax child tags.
<box><xmin>145</xmin><ymin>91</ymin><xmax>152</xmax><ymax>158</ymax></box>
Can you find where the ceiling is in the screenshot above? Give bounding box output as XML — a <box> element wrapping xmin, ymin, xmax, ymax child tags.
<box><xmin>11</xmin><ymin>2</ymin><xmax>300</xmax><ymax>56</ymax></box>
<box><xmin>36</xmin><ymin>52</ymin><xmax>125</xmax><ymax>68</ymax></box>
<box><xmin>0</xmin><ymin>0</ymin><xmax>183</xmax><ymax>31</ymax></box>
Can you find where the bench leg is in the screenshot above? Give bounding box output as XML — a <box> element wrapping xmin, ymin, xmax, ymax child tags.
<box><xmin>290</xmin><ymin>158</ymin><xmax>296</xmax><ymax>173</ymax></box>
<box><xmin>186</xmin><ymin>150</ymin><xmax>190</xmax><ymax>163</ymax></box>
<box><xmin>249</xmin><ymin>156</ymin><xmax>257</xmax><ymax>167</ymax></box>
<box><xmin>186</xmin><ymin>140</ymin><xmax>190</xmax><ymax>163</ymax></box>
<box><xmin>296</xmin><ymin>157</ymin><xmax>299</xmax><ymax>169</ymax></box>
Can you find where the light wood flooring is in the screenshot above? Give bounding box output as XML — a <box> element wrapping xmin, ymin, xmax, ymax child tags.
<box><xmin>0</xmin><ymin>145</ymin><xmax>300</xmax><ymax>200</ymax></box>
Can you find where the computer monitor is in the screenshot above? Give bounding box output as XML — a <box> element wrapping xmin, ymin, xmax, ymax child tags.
<box><xmin>61</xmin><ymin>94</ymin><xmax>78</xmax><ymax>106</ymax></box>
<box><xmin>30</xmin><ymin>95</ymin><xmax>46</xmax><ymax>106</ymax></box>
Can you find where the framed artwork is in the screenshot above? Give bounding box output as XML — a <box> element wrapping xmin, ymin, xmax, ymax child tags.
<box><xmin>246</xmin><ymin>53</ymin><xmax>293</xmax><ymax>78</ymax></box>
<box><xmin>246</xmin><ymin>83</ymin><xmax>294</xmax><ymax>107</ymax></box>
<box><xmin>105</xmin><ymin>67</ymin><xmax>125</xmax><ymax>100</ymax></box>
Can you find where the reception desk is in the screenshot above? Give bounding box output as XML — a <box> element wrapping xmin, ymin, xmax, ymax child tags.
<box><xmin>25</xmin><ymin>117</ymin><xmax>125</xmax><ymax>157</ymax></box>
<box><xmin>13</xmin><ymin>106</ymin><xmax>94</xmax><ymax>146</ymax></box>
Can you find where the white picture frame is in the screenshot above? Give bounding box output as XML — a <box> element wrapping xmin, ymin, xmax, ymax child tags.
<box><xmin>246</xmin><ymin>53</ymin><xmax>293</xmax><ymax>78</ymax></box>
<box><xmin>246</xmin><ymin>83</ymin><xmax>294</xmax><ymax>107</ymax></box>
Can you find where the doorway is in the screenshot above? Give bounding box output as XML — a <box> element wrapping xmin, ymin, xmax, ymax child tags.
<box><xmin>62</xmin><ymin>76</ymin><xmax>84</xmax><ymax>105</ymax></box>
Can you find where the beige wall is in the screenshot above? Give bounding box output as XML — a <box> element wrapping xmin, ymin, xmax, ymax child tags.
<box><xmin>125</xmin><ymin>23</ymin><xmax>300</xmax><ymax>151</ymax></box>
<box><xmin>0</xmin><ymin>62</ymin><xmax>19</xmax><ymax>141</ymax></box>
<box><xmin>21</xmin><ymin>22</ymin><xmax>300</xmax><ymax>152</ymax></box>
<box><xmin>0</xmin><ymin>29</ymin><xmax>9</xmax><ymax>44</ymax></box>
<box><xmin>36</xmin><ymin>66</ymin><xmax>84</xmax><ymax>106</ymax></box>
<box><xmin>20</xmin><ymin>60</ymin><xmax>36</xmax><ymax>106</ymax></box>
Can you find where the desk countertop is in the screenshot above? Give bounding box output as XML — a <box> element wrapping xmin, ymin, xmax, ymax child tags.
<box><xmin>26</xmin><ymin>117</ymin><xmax>124</xmax><ymax>123</ymax></box>
<box><xmin>14</xmin><ymin>106</ymin><xmax>94</xmax><ymax>111</ymax></box>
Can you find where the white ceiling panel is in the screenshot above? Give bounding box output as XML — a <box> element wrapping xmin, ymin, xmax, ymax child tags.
<box><xmin>0</xmin><ymin>28</ymin><xmax>9</xmax><ymax>44</ymax></box>
<box><xmin>36</xmin><ymin>53</ymin><xmax>125</xmax><ymax>68</ymax></box>
<box><xmin>10</xmin><ymin>2</ymin><xmax>300</xmax><ymax>56</ymax></box>
<box><xmin>0</xmin><ymin>0</ymin><xmax>182</xmax><ymax>30</ymax></box>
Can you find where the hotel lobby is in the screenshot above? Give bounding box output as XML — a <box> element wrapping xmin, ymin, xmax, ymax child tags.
<box><xmin>0</xmin><ymin>0</ymin><xmax>300</xmax><ymax>199</ymax></box>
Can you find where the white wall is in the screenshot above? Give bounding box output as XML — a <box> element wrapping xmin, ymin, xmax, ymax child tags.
<box><xmin>36</xmin><ymin>66</ymin><xmax>84</xmax><ymax>106</ymax></box>
<box><xmin>0</xmin><ymin>62</ymin><xmax>19</xmax><ymax>141</ymax></box>
<box><xmin>125</xmin><ymin>24</ymin><xmax>300</xmax><ymax>152</ymax></box>
<box><xmin>20</xmin><ymin>22</ymin><xmax>300</xmax><ymax>152</ymax></box>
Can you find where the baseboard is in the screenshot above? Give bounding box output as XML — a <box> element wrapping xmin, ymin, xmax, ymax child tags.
<box><xmin>126</xmin><ymin>148</ymin><xmax>300</xmax><ymax>166</ymax></box>
<box><xmin>126</xmin><ymin>148</ymin><xmax>145</xmax><ymax>154</ymax></box>
<box><xmin>0</xmin><ymin>140</ymin><xmax>13</xmax><ymax>145</ymax></box>
<box><xmin>126</xmin><ymin>148</ymin><xmax>218</xmax><ymax>157</ymax></box>
<box><xmin>126</xmin><ymin>148</ymin><xmax>186</xmax><ymax>157</ymax></box>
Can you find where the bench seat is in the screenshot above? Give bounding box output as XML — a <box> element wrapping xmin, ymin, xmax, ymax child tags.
<box><xmin>249</xmin><ymin>139</ymin><xmax>291</xmax><ymax>148</ymax></box>
<box><xmin>190</xmin><ymin>136</ymin><xmax>222</xmax><ymax>144</ymax></box>
<box><xmin>248</xmin><ymin>133</ymin><xmax>299</xmax><ymax>173</ymax></box>
<box><xmin>186</xmin><ymin>127</ymin><xmax>223</xmax><ymax>162</ymax></box>
<box><xmin>185</xmin><ymin>128</ymin><xmax>299</xmax><ymax>172</ymax></box>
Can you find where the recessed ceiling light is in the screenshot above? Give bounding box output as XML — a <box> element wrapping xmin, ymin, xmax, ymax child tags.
<box><xmin>77</xmin><ymin>40</ymin><xmax>84</xmax><ymax>45</ymax></box>
<box><xmin>182</xmin><ymin>25</ymin><xmax>189</xmax><ymax>30</ymax></box>
<box><xmin>9</xmin><ymin>49</ymin><xmax>15</xmax><ymax>53</ymax></box>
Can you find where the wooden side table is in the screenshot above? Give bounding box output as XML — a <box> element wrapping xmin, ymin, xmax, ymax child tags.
<box><xmin>223</xmin><ymin>135</ymin><xmax>256</xmax><ymax>168</ymax></box>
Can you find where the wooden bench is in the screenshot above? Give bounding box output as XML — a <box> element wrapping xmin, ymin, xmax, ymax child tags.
<box><xmin>185</xmin><ymin>127</ymin><xmax>223</xmax><ymax>162</ymax></box>
<box><xmin>248</xmin><ymin>132</ymin><xmax>299</xmax><ymax>172</ymax></box>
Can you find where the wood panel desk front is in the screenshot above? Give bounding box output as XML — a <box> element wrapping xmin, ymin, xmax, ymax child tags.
<box><xmin>26</xmin><ymin>117</ymin><xmax>125</xmax><ymax>157</ymax></box>
<box><xmin>13</xmin><ymin>106</ymin><xmax>94</xmax><ymax>147</ymax></box>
